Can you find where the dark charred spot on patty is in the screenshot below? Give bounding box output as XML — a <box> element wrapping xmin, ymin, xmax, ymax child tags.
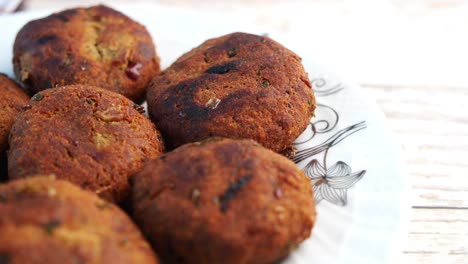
<box><xmin>0</xmin><ymin>253</ymin><xmax>10</xmax><ymax>264</ymax></box>
<box><xmin>51</xmin><ymin>9</ymin><xmax>77</xmax><ymax>22</ymax></box>
<box><xmin>205</xmin><ymin>62</ymin><xmax>237</xmax><ymax>74</ymax></box>
<box><xmin>37</xmin><ymin>35</ymin><xmax>57</xmax><ymax>45</ymax></box>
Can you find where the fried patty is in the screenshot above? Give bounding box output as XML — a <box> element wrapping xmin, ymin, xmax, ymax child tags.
<box><xmin>0</xmin><ymin>74</ymin><xmax>29</xmax><ymax>182</ymax></box>
<box><xmin>8</xmin><ymin>85</ymin><xmax>164</xmax><ymax>203</ymax></box>
<box><xmin>147</xmin><ymin>32</ymin><xmax>316</xmax><ymax>152</ymax></box>
<box><xmin>13</xmin><ymin>5</ymin><xmax>160</xmax><ymax>103</ymax></box>
<box><xmin>132</xmin><ymin>138</ymin><xmax>315</xmax><ymax>264</ymax></box>
<box><xmin>0</xmin><ymin>176</ymin><xmax>159</xmax><ymax>264</ymax></box>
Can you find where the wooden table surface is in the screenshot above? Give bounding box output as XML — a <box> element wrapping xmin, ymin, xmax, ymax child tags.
<box><xmin>10</xmin><ymin>0</ymin><xmax>468</xmax><ymax>263</ymax></box>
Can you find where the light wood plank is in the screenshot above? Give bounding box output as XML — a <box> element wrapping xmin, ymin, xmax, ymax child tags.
<box><xmin>402</xmin><ymin>253</ymin><xmax>466</xmax><ymax>264</ymax></box>
<box><xmin>361</xmin><ymin>84</ymin><xmax>468</xmax><ymax>210</ymax></box>
<box><xmin>403</xmin><ymin>208</ymin><xmax>468</xmax><ymax>263</ymax></box>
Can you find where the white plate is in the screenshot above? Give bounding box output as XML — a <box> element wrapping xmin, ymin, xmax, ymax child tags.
<box><xmin>0</xmin><ymin>5</ymin><xmax>409</xmax><ymax>264</ymax></box>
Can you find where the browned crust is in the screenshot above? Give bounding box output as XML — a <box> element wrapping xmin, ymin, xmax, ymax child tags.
<box><xmin>132</xmin><ymin>138</ymin><xmax>316</xmax><ymax>264</ymax></box>
<box><xmin>147</xmin><ymin>32</ymin><xmax>316</xmax><ymax>152</ymax></box>
<box><xmin>0</xmin><ymin>74</ymin><xmax>29</xmax><ymax>181</ymax></box>
<box><xmin>13</xmin><ymin>5</ymin><xmax>160</xmax><ymax>103</ymax></box>
<box><xmin>8</xmin><ymin>85</ymin><xmax>165</xmax><ymax>203</ymax></box>
<box><xmin>0</xmin><ymin>176</ymin><xmax>159</xmax><ymax>264</ymax></box>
